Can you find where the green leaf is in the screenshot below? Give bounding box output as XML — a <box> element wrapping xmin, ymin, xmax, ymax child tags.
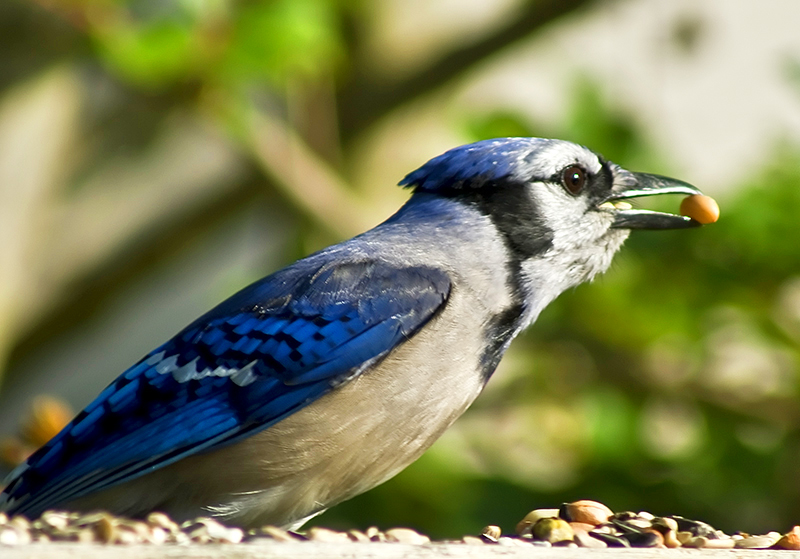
<box><xmin>94</xmin><ymin>21</ymin><xmax>198</xmax><ymax>89</ymax></box>
<box><xmin>224</xmin><ymin>0</ymin><xmax>343</xmax><ymax>85</ymax></box>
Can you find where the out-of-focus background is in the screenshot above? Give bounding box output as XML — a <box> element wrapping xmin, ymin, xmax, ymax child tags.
<box><xmin>1</xmin><ymin>0</ymin><xmax>800</xmax><ymax>539</ymax></box>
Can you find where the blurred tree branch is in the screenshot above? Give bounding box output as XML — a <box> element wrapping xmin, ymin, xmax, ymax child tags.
<box><xmin>0</xmin><ymin>68</ymin><xmax>250</xmax><ymax>383</ymax></box>
<box><xmin>11</xmin><ymin>176</ymin><xmax>263</xmax><ymax>373</ymax></box>
<box><xmin>337</xmin><ymin>0</ymin><xmax>603</xmax><ymax>142</ymax></box>
<box><xmin>0</xmin><ymin>68</ymin><xmax>79</xmax><ymax>377</ymax></box>
<box><xmin>239</xmin><ymin>102</ymin><xmax>395</xmax><ymax>239</ymax></box>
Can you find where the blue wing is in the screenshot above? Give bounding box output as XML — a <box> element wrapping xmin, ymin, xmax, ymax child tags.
<box><xmin>1</xmin><ymin>259</ymin><xmax>451</xmax><ymax>518</ymax></box>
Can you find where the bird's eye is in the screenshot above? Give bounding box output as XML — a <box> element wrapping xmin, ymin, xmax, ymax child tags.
<box><xmin>561</xmin><ymin>165</ymin><xmax>586</xmax><ymax>195</ymax></box>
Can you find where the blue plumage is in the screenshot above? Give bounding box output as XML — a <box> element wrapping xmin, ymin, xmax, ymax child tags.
<box><xmin>0</xmin><ymin>137</ymin><xmax>707</xmax><ymax>527</ymax></box>
<box><xmin>3</xmin><ymin>260</ymin><xmax>450</xmax><ymax>518</ymax></box>
<box><xmin>399</xmin><ymin>137</ymin><xmax>552</xmax><ymax>192</ymax></box>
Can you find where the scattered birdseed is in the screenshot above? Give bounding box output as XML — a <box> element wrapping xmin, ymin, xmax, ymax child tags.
<box><xmin>480</xmin><ymin>524</ymin><xmax>501</xmax><ymax>542</ymax></box>
<box><xmin>512</xmin><ymin>502</ymin><xmax>797</xmax><ymax>550</ymax></box>
<box><xmin>1</xmin><ymin>499</ymin><xmax>799</xmax><ymax>548</ymax></box>
<box><xmin>385</xmin><ymin>527</ymin><xmax>430</xmax><ymax>545</ymax></box>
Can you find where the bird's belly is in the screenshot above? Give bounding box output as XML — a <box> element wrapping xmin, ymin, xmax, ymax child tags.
<box><xmin>71</xmin><ymin>291</ymin><xmax>489</xmax><ymax>528</ymax></box>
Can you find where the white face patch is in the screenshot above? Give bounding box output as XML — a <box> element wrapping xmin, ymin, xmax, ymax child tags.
<box><xmin>516</xmin><ymin>225</ymin><xmax>629</xmax><ymax>329</ymax></box>
<box><xmin>512</xmin><ymin>140</ymin><xmax>612</xmax><ymax>252</ymax></box>
<box><xmin>524</xmin><ymin>142</ymin><xmax>615</xmax><ymax>251</ymax></box>
<box><xmin>510</xmin><ymin>141</ymin><xmax>630</xmax><ymax>329</ymax></box>
<box><xmin>512</xmin><ymin>140</ymin><xmax>604</xmax><ymax>182</ymax></box>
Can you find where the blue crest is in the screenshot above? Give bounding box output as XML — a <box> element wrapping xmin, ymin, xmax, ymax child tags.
<box><xmin>399</xmin><ymin>137</ymin><xmax>550</xmax><ymax>192</ymax></box>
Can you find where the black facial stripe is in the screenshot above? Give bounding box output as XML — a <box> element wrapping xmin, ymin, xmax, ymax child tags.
<box><xmin>478</xmin><ymin>303</ymin><xmax>524</xmax><ymax>383</ymax></box>
<box><xmin>441</xmin><ymin>180</ymin><xmax>555</xmax><ymax>262</ymax></box>
<box><xmin>593</xmin><ymin>157</ymin><xmax>616</xmax><ymax>202</ymax></box>
<box><xmin>485</xmin><ymin>183</ymin><xmax>555</xmax><ymax>259</ymax></box>
<box><xmin>429</xmin><ymin>181</ymin><xmax>554</xmax><ymax>311</ymax></box>
<box><xmin>427</xmin><ymin>180</ymin><xmax>550</xmax><ymax>379</ymax></box>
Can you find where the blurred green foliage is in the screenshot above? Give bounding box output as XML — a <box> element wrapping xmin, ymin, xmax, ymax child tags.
<box><xmin>91</xmin><ymin>0</ymin><xmax>344</xmax><ymax>89</ymax></box>
<box><xmin>1</xmin><ymin>0</ymin><xmax>799</xmax><ymax>542</ymax></box>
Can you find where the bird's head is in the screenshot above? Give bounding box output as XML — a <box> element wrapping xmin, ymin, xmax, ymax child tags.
<box><xmin>400</xmin><ymin>137</ymin><xmax>706</xmax><ymax>321</ymax></box>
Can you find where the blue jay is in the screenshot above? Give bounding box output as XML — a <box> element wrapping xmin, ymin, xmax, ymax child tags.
<box><xmin>0</xmin><ymin>138</ymin><xmax>705</xmax><ymax>529</ymax></box>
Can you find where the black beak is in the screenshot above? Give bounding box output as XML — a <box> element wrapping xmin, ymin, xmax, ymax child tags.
<box><xmin>604</xmin><ymin>172</ymin><xmax>705</xmax><ymax>230</ymax></box>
